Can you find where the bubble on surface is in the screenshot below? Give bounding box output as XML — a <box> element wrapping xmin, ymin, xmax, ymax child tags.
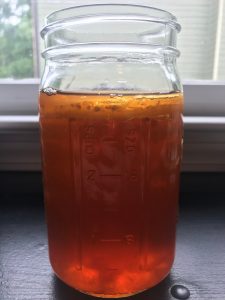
<box><xmin>42</xmin><ymin>87</ymin><xmax>57</xmax><ymax>96</ymax></box>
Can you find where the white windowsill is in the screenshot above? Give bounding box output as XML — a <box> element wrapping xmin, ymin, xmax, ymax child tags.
<box><xmin>0</xmin><ymin>115</ymin><xmax>225</xmax><ymax>172</ymax></box>
<box><xmin>0</xmin><ymin>80</ymin><xmax>225</xmax><ymax>172</ymax></box>
<box><xmin>0</xmin><ymin>79</ymin><xmax>225</xmax><ymax>116</ymax></box>
<box><xmin>1</xmin><ymin>115</ymin><xmax>225</xmax><ymax>129</ymax></box>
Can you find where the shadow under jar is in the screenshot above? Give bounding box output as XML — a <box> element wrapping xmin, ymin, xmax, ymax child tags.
<box><xmin>39</xmin><ymin>2</ymin><xmax>183</xmax><ymax>298</ymax></box>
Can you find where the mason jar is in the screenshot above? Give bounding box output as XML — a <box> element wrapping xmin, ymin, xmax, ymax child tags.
<box><xmin>39</xmin><ymin>2</ymin><xmax>183</xmax><ymax>298</ymax></box>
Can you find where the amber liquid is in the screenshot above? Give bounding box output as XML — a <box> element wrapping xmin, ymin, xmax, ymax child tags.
<box><xmin>39</xmin><ymin>91</ymin><xmax>183</xmax><ymax>298</ymax></box>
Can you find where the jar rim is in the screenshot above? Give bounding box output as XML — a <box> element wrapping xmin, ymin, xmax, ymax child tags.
<box><xmin>41</xmin><ymin>3</ymin><xmax>181</xmax><ymax>38</ymax></box>
<box><xmin>46</xmin><ymin>3</ymin><xmax>176</xmax><ymax>23</ymax></box>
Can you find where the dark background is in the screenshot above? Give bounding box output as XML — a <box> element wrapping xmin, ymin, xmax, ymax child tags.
<box><xmin>0</xmin><ymin>172</ymin><xmax>225</xmax><ymax>300</ymax></box>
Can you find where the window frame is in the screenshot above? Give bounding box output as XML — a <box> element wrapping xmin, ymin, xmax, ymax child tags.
<box><xmin>1</xmin><ymin>1</ymin><xmax>225</xmax><ymax>172</ymax></box>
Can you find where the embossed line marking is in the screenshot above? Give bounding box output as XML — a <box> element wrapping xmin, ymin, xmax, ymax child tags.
<box><xmin>100</xmin><ymin>239</ymin><xmax>123</xmax><ymax>243</ymax></box>
<box><xmin>100</xmin><ymin>174</ymin><xmax>122</xmax><ymax>177</ymax></box>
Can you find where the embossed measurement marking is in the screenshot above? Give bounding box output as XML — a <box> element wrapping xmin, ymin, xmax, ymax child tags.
<box><xmin>100</xmin><ymin>174</ymin><xmax>122</xmax><ymax>177</ymax></box>
<box><xmin>98</xmin><ymin>235</ymin><xmax>135</xmax><ymax>245</ymax></box>
<box><xmin>100</xmin><ymin>239</ymin><xmax>122</xmax><ymax>243</ymax></box>
<box><xmin>102</xmin><ymin>137</ymin><xmax>117</xmax><ymax>143</ymax></box>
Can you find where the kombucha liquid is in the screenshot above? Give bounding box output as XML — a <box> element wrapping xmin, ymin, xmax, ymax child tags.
<box><xmin>39</xmin><ymin>91</ymin><xmax>183</xmax><ymax>298</ymax></box>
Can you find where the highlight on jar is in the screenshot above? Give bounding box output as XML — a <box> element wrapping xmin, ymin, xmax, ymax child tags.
<box><xmin>39</xmin><ymin>1</ymin><xmax>183</xmax><ymax>298</ymax></box>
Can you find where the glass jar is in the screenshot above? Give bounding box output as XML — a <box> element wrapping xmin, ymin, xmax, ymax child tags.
<box><xmin>39</xmin><ymin>2</ymin><xmax>183</xmax><ymax>298</ymax></box>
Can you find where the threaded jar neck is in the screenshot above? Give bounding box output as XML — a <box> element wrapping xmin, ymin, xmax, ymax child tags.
<box><xmin>41</xmin><ymin>2</ymin><xmax>181</xmax><ymax>62</ymax></box>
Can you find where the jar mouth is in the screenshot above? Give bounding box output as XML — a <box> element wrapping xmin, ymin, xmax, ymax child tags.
<box><xmin>41</xmin><ymin>3</ymin><xmax>181</xmax><ymax>38</ymax></box>
<box><xmin>46</xmin><ymin>3</ymin><xmax>177</xmax><ymax>25</ymax></box>
<box><xmin>41</xmin><ymin>2</ymin><xmax>181</xmax><ymax>61</ymax></box>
